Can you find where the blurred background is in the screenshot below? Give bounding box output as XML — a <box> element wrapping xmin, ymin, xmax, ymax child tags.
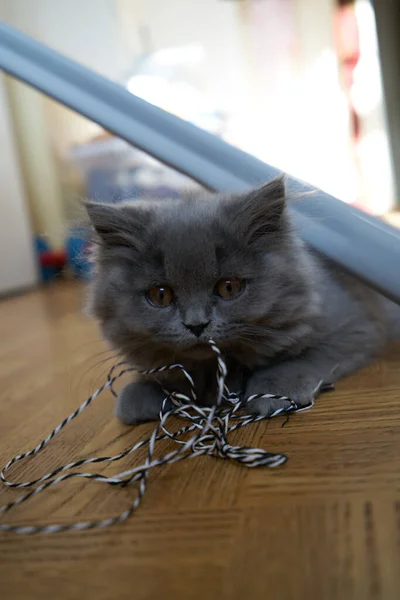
<box><xmin>0</xmin><ymin>0</ymin><xmax>399</xmax><ymax>295</ymax></box>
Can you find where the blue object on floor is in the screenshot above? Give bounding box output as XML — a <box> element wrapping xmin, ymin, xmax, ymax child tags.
<box><xmin>35</xmin><ymin>237</ymin><xmax>57</xmax><ymax>282</ymax></box>
<box><xmin>66</xmin><ymin>229</ymin><xmax>92</xmax><ymax>281</ymax></box>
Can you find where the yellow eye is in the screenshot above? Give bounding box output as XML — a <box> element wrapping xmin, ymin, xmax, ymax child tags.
<box><xmin>216</xmin><ymin>278</ymin><xmax>244</xmax><ymax>300</ymax></box>
<box><xmin>146</xmin><ymin>286</ymin><xmax>174</xmax><ymax>308</ymax></box>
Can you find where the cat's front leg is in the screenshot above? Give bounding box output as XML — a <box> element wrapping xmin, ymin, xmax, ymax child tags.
<box><xmin>245</xmin><ymin>351</ymin><xmax>336</xmax><ymax>416</ymax></box>
<box><xmin>116</xmin><ymin>379</ymin><xmax>172</xmax><ymax>424</ymax></box>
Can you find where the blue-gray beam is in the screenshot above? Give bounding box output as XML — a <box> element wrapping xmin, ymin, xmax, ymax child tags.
<box><xmin>1</xmin><ymin>22</ymin><xmax>399</xmax><ymax>304</ymax></box>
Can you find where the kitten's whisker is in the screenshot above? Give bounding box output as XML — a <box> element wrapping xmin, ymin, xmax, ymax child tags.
<box><xmin>71</xmin><ymin>352</ymin><xmax>122</xmax><ymax>398</ymax></box>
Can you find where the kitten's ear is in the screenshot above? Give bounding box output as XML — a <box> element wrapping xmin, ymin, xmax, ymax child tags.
<box><xmin>84</xmin><ymin>201</ymin><xmax>150</xmax><ymax>250</ymax></box>
<box><xmin>226</xmin><ymin>175</ymin><xmax>287</xmax><ymax>245</ymax></box>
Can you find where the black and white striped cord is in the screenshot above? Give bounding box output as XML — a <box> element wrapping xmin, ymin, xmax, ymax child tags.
<box><xmin>0</xmin><ymin>339</ymin><xmax>326</xmax><ymax>535</ymax></box>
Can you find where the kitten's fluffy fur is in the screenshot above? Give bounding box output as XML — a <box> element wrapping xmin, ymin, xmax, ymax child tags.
<box><xmin>86</xmin><ymin>178</ymin><xmax>398</xmax><ymax>423</ymax></box>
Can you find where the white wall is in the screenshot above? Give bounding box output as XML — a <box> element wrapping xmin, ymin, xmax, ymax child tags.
<box><xmin>0</xmin><ymin>74</ymin><xmax>38</xmax><ymax>294</ymax></box>
<box><xmin>1</xmin><ymin>0</ymin><xmax>123</xmax><ymax>80</ymax></box>
<box><xmin>116</xmin><ymin>0</ymin><xmax>249</xmax><ymax>115</ymax></box>
<box><xmin>117</xmin><ymin>0</ymin><xmax>355</xmax><ymax>203</ymax></box>
<box><xmin>0</xmin><ymin>0</ymin><xmax>126</xmax><ymax>246</ymax></box>
<box><xmin>6</xmin><ymin>79</ymin><xmax>67</xmax><ymax>248</ymax></box>
<box><xmin>227</xmin><ymin>0</ymin><xmax>356</xmax><ymax>203</ymax></box>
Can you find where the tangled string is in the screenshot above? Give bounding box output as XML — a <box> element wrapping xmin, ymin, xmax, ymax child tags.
<box><xmin>0</xmin><ymin>340</ymin><xmax>317</xmax><ymax>535</ymax></box>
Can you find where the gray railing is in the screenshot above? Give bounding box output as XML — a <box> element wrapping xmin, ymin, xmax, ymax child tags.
<box><xmin>1</xmin><ymin>22</ymin><xmax>399</xmax><ymax>304</ymax></box>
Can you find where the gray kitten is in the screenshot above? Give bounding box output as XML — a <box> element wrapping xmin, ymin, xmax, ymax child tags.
<box><xmin>86</xmin><ymin>177</ymin><xmax>398</xmax><ymax>424</ymax></box>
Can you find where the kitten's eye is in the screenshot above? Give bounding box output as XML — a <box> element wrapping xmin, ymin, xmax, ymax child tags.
<box><xmin>146</xmin><ymin>286</ymin><xmax>174</xmax><ymax>308</ymax></box>
<box><xmin>216</xmin><ymin>278</ymin><xmax>244</xmax><ymax>300</ymax></box>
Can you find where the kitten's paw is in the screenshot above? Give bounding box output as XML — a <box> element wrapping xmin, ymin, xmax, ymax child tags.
<box><xmin>245</xmin><ymin>367</ymin><xmax>317</xmax><ymax>416</ymax></box>
<box><xmin>116</xmin><ymin>380</ymin><xmax>171</xmax><ymax>425</ymax></box>
<box><xmin>245</xmin><ymin>394</ymin><xmax>297</xmax><ymax>417</ymax></box>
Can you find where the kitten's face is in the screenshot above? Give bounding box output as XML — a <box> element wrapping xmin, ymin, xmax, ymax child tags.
<box><xmin>87</xmin><ymin>178</ymin><xmax>318</xmax><ymax>368</ymax></box>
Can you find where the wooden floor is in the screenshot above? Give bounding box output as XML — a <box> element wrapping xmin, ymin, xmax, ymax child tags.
<box><xmin>1</xmin><ymin>281</ymin><xmax>400</xmax><ymax>600</ymax></box>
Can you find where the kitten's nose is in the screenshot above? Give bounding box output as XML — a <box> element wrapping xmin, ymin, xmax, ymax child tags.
<box><xmin>184</xmin><ymin>321</ymin><xmax>210</xmax><ymax>338</ymax></box>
